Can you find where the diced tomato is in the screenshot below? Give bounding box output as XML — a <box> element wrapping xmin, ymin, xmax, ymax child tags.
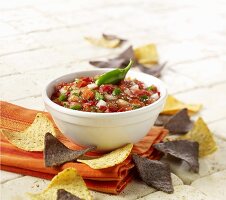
<box><xmin>129</xmin><ymin>99</ymin><xmax>145</xmax><ymax>107</ymax></box>
<box><xmin>82</xmin><ymin>89</ymin><xmax>94</xmax><ymax>100</ymax></box>
<box><xmin>133</xmin><ymin>89</ymin><xmax>150</xmax><ymax>96</ymax></box>
<box><xmin>134</xmin><ymin>80</ymin><xmax>144</xmax><ymax>89</ymax></box>
<box><xmin>119</xmin><ymin>84</ymin><xmax>127</xmax><ymax>91</ymax></box>
<box><xmin>118</xmin><ymin>106</ymin><xmax>132</xmax><ymax>112</ymax></box>
<box><xmin>99</xmin><ymin>85</ymin><xmax>114</xmax><ymax>93</ymax></box>
<box><xmin>68</xmin><ymin>95</ymin><xmax>79</xmax><ymax>102</ymax></box>
<box><xmin>83</xmin><ymin>101</ymin><xmax>96</xmax><ymax>107</ymax></box>
<box><xmin>108</xmin><ymin>102</ymin><xmax>119</xmax><ymax>112</ymax></box>
<box><xmin>56</xmin><ymin>82</ymin><xmax>68</xmax><ymax>90</ymax></box>
<box><xmin>81</xmin><ymin>77</ymin><xmax>93</xmax><ymax>83</ymax></box>
<box><xmin>83</xmin><ymin>105</ymin><xmax>92</xmax><ymax>112</ymax></box>
<box><xmin>77</xmin><ymin>80</ymin><xmax>89</xmax><ymax>88</ymax></box>
<box><xmin>99</xmin><ymin>106</ymin><xmax>107</xmax><ymax>111</ymax></box>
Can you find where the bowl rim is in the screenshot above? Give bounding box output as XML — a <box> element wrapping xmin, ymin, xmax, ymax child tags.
<box><xmin>42</xmin><ymin>68</ymin><xmax>168</xmax><ymax>118</ymax></box>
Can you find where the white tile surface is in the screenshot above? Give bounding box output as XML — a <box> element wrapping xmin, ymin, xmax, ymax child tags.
<box><xmin>0</xmin><ymin>171</ymin><xmax>23</xmax><ymax>184</ymax></box>
<box><xmin>191</xmin><ymin>170</ymin><xmax>226</xmax><ymax>200</ymax></box>
<box><xmin>140</xmin><ymin>185</ymin><xmax>211</xmax><ymax>200</ymax></box>
<box><xmin>0</xmin><ymin>0</ymin><xmax>226</xmax><ymax>199</ymax></box>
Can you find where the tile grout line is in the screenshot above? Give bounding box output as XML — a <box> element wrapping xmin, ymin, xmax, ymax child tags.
<box><xmin>1</xmin><ymin>175</ymin><xmax>24</xmax><ymax>184</ymax></box>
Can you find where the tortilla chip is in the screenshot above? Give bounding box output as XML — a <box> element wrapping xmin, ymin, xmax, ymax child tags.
<box><xmin>161</xmin><ymin>95</ymin><xmax>202</xmax><ymax>115</ymax></box>
<box><xmin>178</xmin><ymin>117</ymin><xmax>217</xmax><ymax>157</ymax></box>
<box><xmin>89</xmin><ymin>46</ymin><xmax>134</xmax><ymax>69</ymax></box>
<box><xmin>85</xmin><ymin>35</ymin><xmax>121</xmax><ymax>48</ymax></box>
<box><xmin>78</xmin><ymin>143</ymin><xmax>133</xmax><ymax>169</ymax></box>
<box><xmin>134</xmin><ymin>44</ymin><xmax>158</xmax><ymax>65</ymax></box>
<box><xmin>154</xmin><ymin>114</ymin><xmax>172</xmax><ymax>126</ymax></box>
<box><xmin>44</xmin><ymin>133</ymin><xmax>96</xmax><ymax>167</ymax></box>
<box><xmin>57</xmin><ymin>189</ymin><xmax>81</xmax><ymax>200</ymax></box>
<box><xmin>102</xmin><ymin>33</ymin><xmax>126</xmax><ymax>44</ymax></box>
<box><xmin>138</xmin><ymin>62</ymin><xmax>166</xmax><ymax>77</ymax></box>
<box><xmin>116</xmin><ymin>46</ymin><xmax>135</xmax><ymax>61</ymax></box>
<box><xmin>132</xmin><ymin>154</ymin><xmax>173</xmax><ymax>193</ymax></box>
<box><xmin>154</xmin><ymin>140</ymin><xmax>199</xmax><ymax>172</ymax></box>
<box><xmin>1</xmin><ymin>113</ymin><xmax>56</xmax><ymax>151</ymax></box>
<box><xmin>28</xmin><ymin>168</ymin><xmax>92</xmax><ymax>200</ymax></box>
<box><xmin>165</xmin><ymin>109</ymin><xmax>194</xmax><ymax>134</ymax></box>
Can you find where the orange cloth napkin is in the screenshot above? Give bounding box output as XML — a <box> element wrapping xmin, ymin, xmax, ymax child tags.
<box><xmin>0</xmin><ymin>101</ymin><xmax>168</xmax><ymax>194</ymax></box>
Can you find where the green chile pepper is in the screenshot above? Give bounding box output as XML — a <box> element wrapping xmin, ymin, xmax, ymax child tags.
<box><xmin>95</xmin><ymin>60</ymin><xmax>133</xmax><ymax>86</ymax></box>
<box><xmin>59</xmin><ymin>94</ymin><xmax>67</xmax><ymax>101</ymax></box>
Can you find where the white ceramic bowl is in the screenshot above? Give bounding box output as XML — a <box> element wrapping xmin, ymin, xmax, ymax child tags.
<box><xmin>43</xmin><ymin>69</ymin><xmax>167</xmax><ymax>151</ymax></box>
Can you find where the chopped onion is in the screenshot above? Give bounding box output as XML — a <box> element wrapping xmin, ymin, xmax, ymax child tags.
<box><xmin>117</xmin><ymin>99</ymin><xmax>129</xmax><ymax>106</ymax></box>
<box><xmin>87</xmin><ymin>83</ymin><xmax>98</xmax><ymax>89</ymax></box>
<box><xmin>59</xmin><ymin>86</ymin><xmax>68</xmax><ymax>94</ymax></box>
<box><xmin>96</xmin><ymin>100</ymin><xmax>106</xmax><ymax>108</ymax></box>
<box><xmin>130</xmin><ymin>84</ymin><xmax>139</xmax><ymax>91</ymax></box>
<box><xmin>124</xmin><ymin>88</ymin><xmax>132</xmax><ymax>95</ymax></box>
<box><xmin>151</xmin><ymin>93</ymin><xmax>159</xmax><ymax>100</ymax></box>
<box><xmin>104</xmin><ymin>94</ymin><xmax>117</xmax><ymax>101</ymax></box>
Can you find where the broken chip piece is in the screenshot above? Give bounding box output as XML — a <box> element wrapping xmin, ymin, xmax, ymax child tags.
<box><xmin>165</xmin><ymin>108</ymin><xmax>194</xmax><ymax>134</ymax></box>
<box><xmin>85</xmin><ymin>33</ymin><xmax>125</xmax><ymax>48</ymax></box>
<box><xmin>28</xmin><ymin>168</ymin><xmax>92</xmax><ymax>200</ymax></box>
<box><xmin>1</xmin><ymin>113</ymin><xmax>56</xmax><ymax>151</ymax></box>
<box><xmin>134</xmin><ymin>44</ymin><xmax>159</xmax><ymax>65</ymax></box>
<box><xmin>154</xmin><ymin>140</ymin><xmax>199</xmax><ymax>172</ymax></box>
<box><xmin>102</xmin><ymin>33</ymin><xmax>126</xmax><ymax>44</ymax></box>
<box><xmin>44</xmin><ymin>133</ymin><xmax>96</xmax><ymax>167</ymax></box>
<box><xmin>161</xmin><ymin>95</ymin><xmax>202</xmax><ymax>115</ymax></box>
<box><xmin>57</xmin><ymin>189</ymin><xmax>81</xmax><ymax>200</ymax></box>
<box><xmin>178</xmin><ymin>117</ymin><xmax>217</xmax><ymax>157</ymax></box>
<box><xmin>132</xmin><ymin>154</ymin><xmax>173</xmax><ymax>193</ymax></box>
<box><xmin>78</xmin><ymin>143</ymin><xmax>133</xmax><ymax>169</ymax></box>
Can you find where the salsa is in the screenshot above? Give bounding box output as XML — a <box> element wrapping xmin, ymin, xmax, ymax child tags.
<box><xmin>51</xmin><ymin>76</ymin><xmax>160</xmax><ymax>113</ymax></box>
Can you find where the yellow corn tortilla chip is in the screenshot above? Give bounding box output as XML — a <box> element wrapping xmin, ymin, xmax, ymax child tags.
<box><xmin>78</xmin><ymin>143</ymin><xmax>133</xmax><ymax>169</ymax></box>
<box><xmin>134</xmin><ymin>44</ymin><xmax>158</xmax><ymax>65</ymax></box>
<box><xmin>28</xmin><ymin>168</ymin><xmax>92</xmax><ymax>200</ymax></box>
<box><xmin>1</xmin><ymin>113</ymin><xmax>56</xmax><ymax>151</ymax></box>
<box><xmin>178</xmin><ymin>117</ymin><xmax>217</xmax><ymax>157</ymax></box>
<box><xmin>161</xmin><ymin>95</ymin><xmax>202</xmax><ymax>115</ymax></box>
<box><xmin>85</xmin><ymin>36</ymin><xmax>121</xmax><ymax>48</ymax></box>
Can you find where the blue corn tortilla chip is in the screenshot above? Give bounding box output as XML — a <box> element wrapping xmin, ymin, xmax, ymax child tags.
<box><xmin>89</xmin><ymin>46</ymin><xmax>134</xmax><ymax>69</ymax></box>
<box><xmin>138</xmin><ymin>62</ymin><xmax>166</xmax><ymax>78</ymax></box>
<box><xmin>154</xmin><ymin>114</ymin><xmax>172</xmax><ymax>126</ymax></box>
<box><xmin>154</xmin><ymin>140</ymin><xmax>199</xmax><ymax>172</ymax></box>
<box><xmin>165</xmin><ymin>108</ymin><xmax>194</xmax><ymax>134</ymax></box>
<box><xmin>132</xmin><ymin>154</ymin><xmax>174</xmax><ymax>194</ymax></box>
<box><xmin>57</xmin><ymin>189</ymin><xmax>81</xmax><ymax>200</ymax></box>
<box><xmin>44</xmin><ymin>133</ymin><xmax>96</xmax><ymax>167</ymax></box>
